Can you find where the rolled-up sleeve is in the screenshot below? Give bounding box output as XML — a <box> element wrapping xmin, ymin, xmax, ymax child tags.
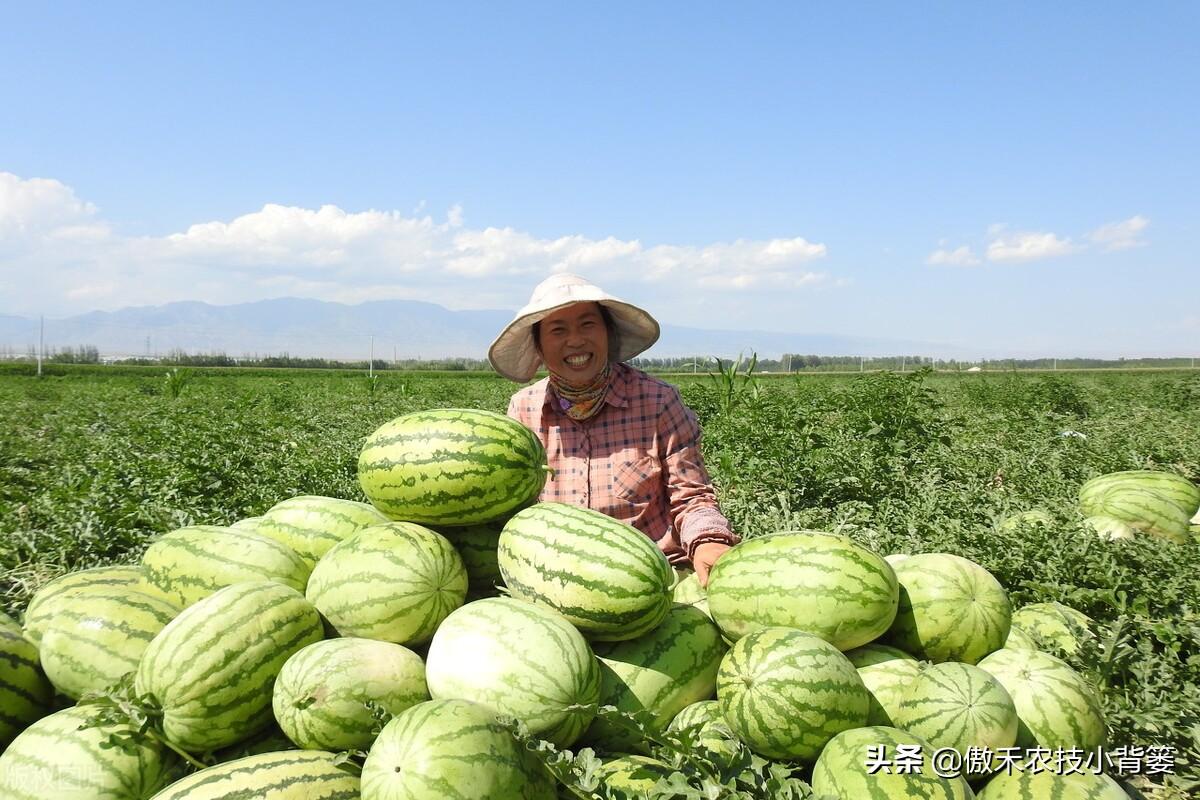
<box><xmin>657</xmin><ymin>388</ymin><xmax>738</xmax><ymax>557</ymax></box>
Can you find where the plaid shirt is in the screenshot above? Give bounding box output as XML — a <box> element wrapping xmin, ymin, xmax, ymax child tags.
<box><xmin>506</xmin><ymin>362</ymin><xmax>738</xmax><ymax>566</ymax></box>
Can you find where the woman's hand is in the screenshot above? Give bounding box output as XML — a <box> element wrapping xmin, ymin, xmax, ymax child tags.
<box><xmin>692</xmin><ymin>541</ymin><xmax>732</xmax><ymax>588</ymax></box>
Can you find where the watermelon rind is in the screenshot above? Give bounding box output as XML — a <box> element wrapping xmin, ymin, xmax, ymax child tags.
<box><xmin>135</xmin><ymin>581</ymin><xmax>325</xmax><ymax>751</ymax></box>
<box><xmin>886</xmin><ymin>553</ymin><xmax>1011</xmax><ymax>664</ymax></box>
<box><xmin>425</xmin><ymin>597</ymin><xmax>601</xmax><ymax>748</ymax></box>
<box><xmin>22</xmin><ymin>565</ymin><xmax>174</xmax><ymax>646</ymax></box>
<box><xmin>1080</xmin><ymin>470</ymin><xmax>1200</xmax><ymax>518</ymax></box>
<box><xmin>0</xmin><ymin>612</ymin><xmax>53</xmax><ymax>748</ymax></box>
<box><xmin>597</xmin><ymin>755</ymin><xmax>677</xmax><ymax>795</ymax></box>
<box><xmin>844</xmin><ymin>642</ymin><xmax>922</xmax><ymax>727</ymax></box>
<box><xmin>811</xmin><ymin>725</ymin><xmax>974</xmax><ymax>799</ymax></box>
<box><xmin>0</xmin><ymin>705</ymin><xmax>179</xmax><ymax>799</ymax></box>
<box><xmin>584</xmin><ymin>603</ymin><xmax>726</xmax><ymax>751</ymax></box>
<box><xmin>305</xmin><ymin>521</ymin><xmax>467</xmax><ymax>646</ymax></box>
<box><xmin>1009</xmin><ymin>601</ymin><xmax>1093</xmax><ymax>656</ymax></box>
<box><xmin>976</xmin><ymin>766</ymin><xmax>1129</xmax><ymax>798</ymax></box>
<box><xmin>360</xmin><ymin>699</ymin><xmax>556</xmax><ymax>800</ymax></box>
<box><xmin>716</xmin><ymin>626</ymin><xmax>869</xmax><ymax>761</ymax></box>
<box><xmin>149</xmin><ymin>750</ymin><xmax>360</xmax><ymax>799</ymax></box>
<box><xmin>976</xmin><ymin>648</ymin><xmax>1107</xmax><ymax>750</ymax></box>
<box><xmin>256</xmin><ymin>495</ymin><xmax>392</xmax><ymax>567</ymax></box>
<box><xmin>273</xmin><ymin>638</ymin><xmax>429</xmax><ymax>751</ymax></box>
<box><xmin>436</xmin><ymin>521</ymin><xmax>505</xmax><ymax>599</ymax></box>
<box><xmin>498</xmin><ymin>503</ymin><xmax>674</xmax><ymax>642</ymax></box>
<box><xmin>706</xmin><ymin>531</ymin><xmax>899</xmax><ymax>651</ymax></box>
<box><xmin>1082</xmin><ymin>486</ymin><xmax>1191</xmax><ymax>544</ymax></box>
<box><xmin>358</xmin><ymin>409</ymin><xmax>549</xmax><ymax>526</ymax></box>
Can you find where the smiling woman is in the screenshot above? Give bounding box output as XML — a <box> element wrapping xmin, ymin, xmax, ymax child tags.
<box><xmin>488</xmin><ymin>273</ymin><xmax>739</xmax><ymax>585</ymax></box>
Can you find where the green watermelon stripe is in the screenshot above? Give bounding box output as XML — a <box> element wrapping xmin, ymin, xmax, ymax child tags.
<box><xmin>151</xmin><ymin>751</ymin><xmax>359</xmax><ymax>799</ymax></box>
<box><xmin>503</xmin><ymin>515</ymin><xmax>666</xmax><ymax>581</ymax></box>
<box><xmin>897</xmin><ymin>668</ymin><xmax>1013</xmax><ymax>744</ymax></box>
<box><xmin>4</xmin><ymin>725</ymin><xmax>141</xmax><ymax>793</ymax></box>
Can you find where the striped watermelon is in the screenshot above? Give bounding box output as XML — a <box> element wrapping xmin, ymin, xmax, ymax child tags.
<box><xmin>150</xmin><ymin>751</ymin><xmax>360</xmax><ymax>799</ymax></box>
<box><xmin>705</xmin><ymin>531</ymin><xmax>899</xmax><ymax>650</ymax></box>
<box><xmin>230</xmin><ymin>515</ymin><xmax>265</xmax><ymax>532</ymax></box>
<box><xmin>358</xmin><ymin>409</ymin><xmax>549</xmax><ymax>525</ymax></box>
<box><xmin>1081</xmin><ymin>486</ymin><xmax>1191</xmax><ymax>544</ymax></box>
<box><xmin>893</xmin><ymin>662</ymin><xmax>1019</xmax><ymax>778</ymax></box>
<box><xmin>436</xmin><ymin>522</ymin><xmax>504</xmax><ymax>599</ymax></box>
<box><xmin>716</xmin><ymin>627</ymin><xmax>869</xmax><ymax>761</ymax></box>
<box><xmin>976</xmin><ymin>648</ymin><xmax>1107</xmax><ymax>749</ymax></box>
<box><xmin>886</xmin><ymin>553</ymin><xmax>1011</xmax><ymax>664</ymax></box>
<box><xmin>498</xmin><ymin>503</ymin><xmax>673</xmax><ymax>641</ymax></box>
<box><xmin>1083</xmin><ymin>515</ymin><xmax>1138</xmax><ymax>541</ymax></box>
<box><xmin>977</xmin><ymin>767</ymin><xmax>1129</xmax><ymax>799</ymax></box>
<box><xmin>1003</xmin><ymin>625</ymin><xmax>1039</xmax><ymax>651</ymax></box>
<box><xmin>22</xmin><ymin>565</ymin><xmax>174</xmax><ymax>647</ymax></box>
<box><xmin>425</xmin><ymin>597</ymin><xmax>601</xmax><ymax>747</ymax></box>
<box><xmin>1080</xmin><ymin>470</ymin><xmax>1200</xmax><ymax>517</ymax></box>
<box><xmin>135</xmin><ymin>581</ymin><xmax>325</xmax><ymax>751</ymax></box>
<box><xmin>273</xmin><ymin>638</ymin><xmax>428</xmax><ymax>751</ymax></box>
<box><xmin>256</xmin><ymin>495</ymin><xmax>392</xmax><ymax>567</ymax></box>
<box><xmin>37</xmin><ymin>587</ymin><xmax>177</xmax><ymax>699</ymax></box>
<box><xmin>597</xmin><ymin>755</ymin><xmax>675</xmax><ymax>795</ymax></box>
<box><xmin>0</xmin><ymin>705</ymin><xmax>179</xmax><ymax>798</ymax></box>
<box><xmin>0</xmin><ymin>611</ymin><xmax>52</xmax><ymax>748</ymax></box>
<box><xmin>141</xmin><ymin>525</ymin><xmax>312</xmax><ymax>608</ymax></box>
<box><xmin>1009</xmin><ymin>602</ymin><xmax>1093</xmax><ymax>655</ymax></box>
<box><xmin>668</xmin><ymin>700</ymin><xmax>738</xmax><ymax>756</ymax></box>
<box><xmin>998</xmin><ymin>509</ymin><xmax>1054</xmax><ymax>532</ymax></box>
<box><xmin>584</xmin><ymin>604</ymin><xmax>726</xmax><ymax>751</ymax></box>
<box><xmin>361</xmin><ymin>699</ymin><xmax>555</xmax><ymax>800</ymax></box>
<box><xmin>811</xmin><ymin>726</ymin><xmax>974</xmax><ymax>799</ymax></box>
<box><xmin>672</xmin><ymin>572</ymin><xmax>711</xmax><ymax>618</ymax></box>
<box><xmin>306</xmin><ymin>522</ymin><xmax>467</xmax><ymax>645</ymax></box>
<box><xmin>844</xmin><ymin>643</ymin><xmax>922</xmax><ymax>727</ymax></box>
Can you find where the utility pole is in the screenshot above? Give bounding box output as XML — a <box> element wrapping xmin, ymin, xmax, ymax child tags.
<box><xmin>860</xmin><ymin>355</ymin><xmax>864</xmax><ymax>372</ymax></box>
<box><xmin>37</xmin><ymin>315</ymin><xmax>44</xmax><ymax>377</ymax></box>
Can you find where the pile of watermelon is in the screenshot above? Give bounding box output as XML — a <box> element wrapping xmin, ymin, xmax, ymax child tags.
<box><xmin>0</xmin><ymin>407</ymin><xmax>1179</xmax><ymax>798</ymax></box>
<box><xmin>1079</xmin><ymin>469</ymin><xmax>1200</xmax><ymax>544</ymax></box>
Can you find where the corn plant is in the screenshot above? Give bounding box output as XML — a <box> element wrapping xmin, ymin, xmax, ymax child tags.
<box><xmin>707</xmin><ymin>352</ymin><xmax>760</xmax><ymax>415</ymax></box>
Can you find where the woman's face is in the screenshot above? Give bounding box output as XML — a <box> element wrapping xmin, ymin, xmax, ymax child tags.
<box><xmin>537</xmin><ymin>302</ymin><xmax>610</xmax><ymax>384</ymax></box>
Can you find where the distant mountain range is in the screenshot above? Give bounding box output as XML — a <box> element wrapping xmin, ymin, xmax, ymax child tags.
<box><xmin>0</xmin><ymin>298</ymin><xmax>961</xmax><ymax>360</ymax></box>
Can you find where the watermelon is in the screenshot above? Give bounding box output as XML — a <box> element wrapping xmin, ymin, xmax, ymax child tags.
<box><xmin>584</xmin><ymin>604</ymin><xmax>726</xmax><ymax>751</ymax></box>
<box><xmin>976</xmin><ymin>648</ymin><xmax>1106</xmax><ymax>749</ymax></box>
<box><xmin>498</xmin><ymin>503</ymin><xmax>674</xmax><ymax>641</ymax></box>
<box><xmin>230</xmin><ymin>515</ymin><xmax>265</xmax><ymax>532</ymax></box>
<box><xmin>976</xmin><ymin>767</ymin><xmax>1129</xmax><ymax>799</ymax></box>
<box><xmin>360</xmin><ymin>699</ymin><xmax>555</xmax><ymax>800</ymax></box>
<box><xmin>998</xmin><ymin>509</ymin><xmax>1054</xmax><ymax>532</ymax></box>
<box><xmin>716</xmin><ymin>627</ymin><xmax>869</xmax><ymax>761</ymax></box>
<box><xmin>1080</xmin><ymin>470</ymin><xmax>1200</xmax><ymax>517</ymax></box>
<box><xmin>306</xmin><ymin>522</ymin><xmax>467</xmax><ymax>645</ymax></box>
<box><xmin>706</xmin><ymin>531</ymin><xmax>899</xmax><ymax>650</ymax></box>
<box><xmin>886</xmin><ymin>553</ymin><xmax>1011</xmax><ymax>664</ymax></box>
<box><xmin>667</xmin><ymin>700</ymin><xmax>738</xmax><ymax>756</ymax></box>
<box><xmin>150</xmin><ymin>750</ymin><xmax>360</xmax><ymax>799</ymax></box>
<box><xmin>273</xmin><ymin>638</ymin><xmax>429</xmax><ymax>751</ymax></box>
<box><xmin>0</xmin><ymin>705</ymin><xmax>179</xmax><ymax>798</ymax></box>
<box><xmin>0</xmin><ymin>611</ymin><xmax>52</xmax><ymax>748</ymax></box>
<box><xmin>885</xmin><ymin>553</ymin><xmax>910</xmax><ymax>566</ymax></box>
<box><xmin>135</xmin><ymin>581</ymin><xmax>325</xmax><ymax>751</ymax></box>
<box><xmin>256</xmin><ymin>495</ymin><xmax>391</xmax><ymax>567</ymax></box>
<box><xmin>1083</xmin><ymin>515</ymin><xmax>1138</xmax><ymax>541</ymax></box>
<box><xmin>37</xmin><ymin>587</ymin><xmax>177</xmax><ymax>699</ymax></box>
<box><xmin>425</xmin><ymin>597</ymin><xmax>601</xmax><ymax>747</ymax></box>
<box><xmin>436</xmin><ymin>521</ymin><xmax>504</xmax><ymax>599</ymax></box>
<box><xmin>597</xmin><ymin>755</ymin><xmax>676</xmax><ymax>795</ymax></box>
<box><xmin>811</xmin><ymin>726</ymin><xmax>974</xmax><ymax>799</ymax></box>
<box><xmin>141</xmin><ymin>525</ymin><xmax>312</xmax><ymax>608</ymax></box>
<box><xmin>1009</xmin><ymin>602</ymin><xmax>1093</xmax><ymax>655</ymax></box>
<box><xmin>844</xmin><ymin>643</ymin><xmax>922</xmax><ymax>727</ymax></box>
<box><xmin>672</xmin><ymin>572</ymin><xmax>711</xmax><ymax>618</ymax></box>
<box><xmin>358</xmin><ymin>409</ymin><xmax>549</xmax><ymax>525</ymax></box>
<box><xmin>1081</xmin><ymin>486</ymin><xmax>1191</xmax><ymax>544</ymax></box>
<box><xmin>893</xmin><ymin>662</ymin><xmax>1019</xmax><ymax>778</ymax></box>
<box><xmin>22</xmin><ymin>565</ymin><xmax>173</xmax><ymax>646</ymax></box>
<box><xmin>1003</xmin><ymin>625</ymin><xmax>1039</xmax><ymax>651</ymax></box>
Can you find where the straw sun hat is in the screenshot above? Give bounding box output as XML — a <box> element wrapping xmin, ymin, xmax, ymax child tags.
<box><xmin>488</xmin><ymin>273</ymin><xmax>661</xmax><ymax>383</ymax></box>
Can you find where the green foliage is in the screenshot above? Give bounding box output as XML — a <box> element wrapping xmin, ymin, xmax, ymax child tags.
<box><xmin>163</xmin><ymin>367</ymin><xmax>192</xmax><ymax>399</ymax></box>
<box><xmin>704</xmin><ymin>352</ymin><xmax>760</xmax><ymax>415</ymax></box>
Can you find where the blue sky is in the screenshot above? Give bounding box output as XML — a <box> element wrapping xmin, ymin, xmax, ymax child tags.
<box><xmin>1</xmin><ymin>3</ymin><xmax>1196</xmax><ymax>356</ymax></box>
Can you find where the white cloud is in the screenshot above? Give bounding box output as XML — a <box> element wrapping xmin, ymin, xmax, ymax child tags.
<box><xmin>986</xmin><ymin>231</ymin><xmax>1079</xmax><ymax>263</ymax></box>
<box><xmin>0</xmin><ymin>172</ymin><xmax>832</xmax><ymax>315</ymax></box>
<box><xmin>1088</xmin><ymin>215</ymin><xmax>1149</xmax><ymax>251</ymax></box>
<box><xmin>926</xmin><ymin>246</ymin><xmax>980</xmax><ymax>266</ymax></box>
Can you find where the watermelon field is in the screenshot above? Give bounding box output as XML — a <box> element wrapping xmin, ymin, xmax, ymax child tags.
<box><xmin>1</xmin><ymin>362</ymin><xmax>1198</xmax><ymax>799</ymax></box>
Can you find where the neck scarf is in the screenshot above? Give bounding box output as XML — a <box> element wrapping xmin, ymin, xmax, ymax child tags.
<box><xmin>549</xmin><ymin>361</ymin><xmax>614</xmax><ymax>421</ymax></box>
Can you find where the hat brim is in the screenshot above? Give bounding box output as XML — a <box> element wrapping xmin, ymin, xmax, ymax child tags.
<box><xmin>488</xmin><ymin>298</ymin><xmax>660</xmax><ymax>383</ymax></box>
